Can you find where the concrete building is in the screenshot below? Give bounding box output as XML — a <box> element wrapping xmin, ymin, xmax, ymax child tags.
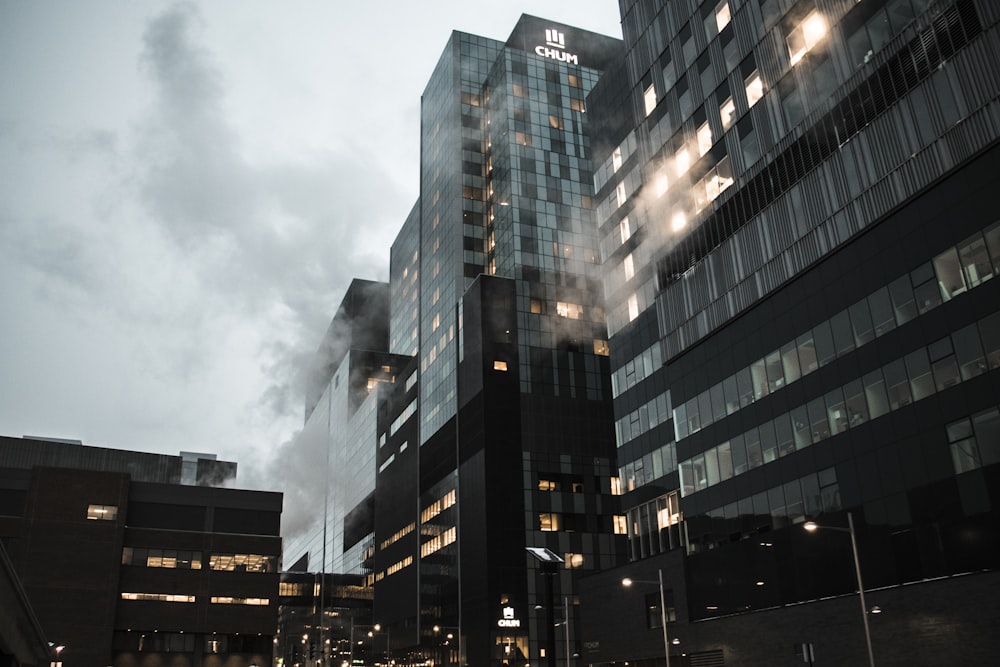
<box><xmin>0</xmin><ymin>436</ymin><xmax>282</xmax><ymax>667</ymax></box>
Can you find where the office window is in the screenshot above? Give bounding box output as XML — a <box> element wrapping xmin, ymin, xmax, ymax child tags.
<box><xmin>538</xmin><ymin>479</ymin><xmax>558</xmax><ymax>491</ymax></box>
<box><xmin>933</xmin><ymin>247</ymin><xmax>967</xmax><ymax>301</ymax></box>
<box><xmin>628</xmin><ymin>294</ymin><xmax>639</xmax><ymax>321</ymax></box>
<box><xmin>624</xmin><ymin>253</ymin><xmax>635</xmax><ymax>280</ymax></box>
<box><xmin>87</xmin><ymin>504</ymin><xmax>117</xmax><ymax>521</ymax></box>
<box><xmin>208</xmin><ymin>553</ymin><xmax>276</xmax><ymax>573</ymax></box>
<box><xmin>863</xmin><ymin>369</ymin><xmax>890</xmax><ymax>419</ymax></box>
<box><xmin>643</xmin><ymin>83</ymin><xmax>657</xmax><ymax>116</ymax></box>
<box><xmin>720</xmin><ymin>95</ymin><xmax>736</xmax><ymax>129</ymax></box>
<box><xmin>958</xmin><ymin>232</ymin><xmax>993</xmax><ymax>287</ymax></box>
<box><xmin>984</xmin><ymin>221</ymin><xmax>1000</xmax><ymax>273</ymax></box>
<box><xmin>614</xmin><ymin>515</ymin><xmax>627</xmax><ymax>534</ymax></box>
<box><xmin>745</xmin><ymin>70</ymin><xmax>764</xmax><ymax>107</ymax></box>
<box><xmin>973</xmin><ymin>408</ymin><xmax>1000</xmax><ymax>467</ymax></box>
<box><xmin>539</xmin><ymin>513</ymin><xmax>560</xmax><ymax>531</ymax></box>
<box><xmin>210</xmin><ymin>597</ymin><xmax>269</xmax><ymax>606</ymax></box>
<box><xmin>493</xmin><ymin>360</ymin><xmax>508</xmax><ymax>371</ymax></box>
<box><xmin>715</xmin><ymin>1</ymin><xmax>732</xmax><ymax>32</ymax></box>
<box><xmin>786</xmin><ymin>10</ymin><xmax>828</xmax><ymax>65</ymax></box>
<box><xmin>697</xmin><ymin>121</ymin><xmax>713</xmax><ymax>156</ymax></box>
<box><xmin>620</xmin><ymin>216</ymin><xmax>632</xmax><ymax>243</ymax></box>
<box><xmin>948</xmin><ymin>417</ymin><xmax>980</xmax><ymax>474</ymax></box>
<box><xmin>564</xmin><ymin>553</ymin><xmax>585</xmax><ymax>569</ymax></box>
<box><xmin>121</xmin><ymin>593</ymin><xmax>195</xmax><ymax>603</ymax></box>
<box><xmin>953</xmin><ymin>324</ymin><xmax>987</xmax><ymax>380</ymax></box>
<box><xmin>556</xmin><ymin>302</ymin><xmax>584</xmax><ymax>319</ymax></box>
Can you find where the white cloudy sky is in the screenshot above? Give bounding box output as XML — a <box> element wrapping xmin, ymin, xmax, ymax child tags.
<box><xmin>0</xmin><ymin>1</ymin><xmax>621</xmax><ymax>533</ymax></box>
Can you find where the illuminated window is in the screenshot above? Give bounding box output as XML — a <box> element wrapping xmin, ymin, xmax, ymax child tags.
<box><xmin>697</xmin><ymin>122</ymin><xmax>713</xmax><ymax>156</ymax></box>
<box><xmin>701</xmin><ymin>156</ymin><xmax>734</xmax><ymax>204</ymax></box>
<box><xmin>654</xmin><ymin>169</ymin><xmax>669</xmax><ymax>197</ymax></box>
<box><xmin>674</xmin><ymin>148</ymin><xmax>691</xmax><ymax>176</ymax></box>
<box><xmin>627</xmin><ymin>295</ymin><xmax>639</xmax><ymax>322</ymax></box>
<box><xmin>720</xmin><ymin>96</ymin><xmax>736</xmax><ymax>130</ymax></box>
<box><xmin>210</xmin><ymin>596</ymin><xmax>270</xmax><ymax>606</ymax></box>
<box><xmin>611</xmin><ymin>477</ymin><xmax>622</xmax><ymax>495</ymax></box>
<box><xmin>421</xmin><ymin>527</ymin><xmax>456</xmax><ymax>557</ymax></box>
<box><xmin>432</xmin><ymin>313</ymin><xmax>440</xmax><ymax>331</ymax></box>
<box><xmin>745</xmin><ymin>70</ymin><xmax>764</xmax><ymax>107</ymax></box>
<box><xmin>786</xmin><ymin>11</ymin><xmax>827</xmax><ymax>65</ymax></box>
<box><xmin>613</xmin><ymin>515</ymin><xmax>628</xmax><ymax>534</ymax></box>
<box><xmin>567</xmin><ymin>74</ymin><xmax>581</xmax><ymax>88</ymax></box>
<box><xmin>87</xmin><ymin>504</ymin><xmax>117</xmax><ymax>521</ymax></box>
<box><xmin>564</xmin><ymin>553</ymin><xmax>585</xmax><ymax>569</ymax></box>
<box><xmin>715</xmin><ymin>1</ymin><xmax>732</xmax><ymax>32</ymax></box>
<box><xmin>538</xmin><ymin>479</ymin><xmax>558</xmax><ymax>491</ymax></box>
<box><xmin>615</xmin><ymin>181</ymin><xmax>627</xmax><ymax>207</ymax></box>
<box><xmin>122</xmin><ymin>548</ymin><xmax>201</xmax><ymax>570</ymax></box>
<box><xmin>539</xmin><ymin>513</ymin><xmax>560</xmax><ymax>531</ymax></box>
<box><xmin>549</xmin><ymin>115</ymin><xmax>564</xmax><ymax>129</ymax></box>
<box><xmin>422</xmin><ymin>490</ymin><xmax>456</xmax><ymax>523</ymax></box>
<box><xmin>619</xmin><ymin>217</ymin><xmax>632</xmax><ymax>243</ymax></box>
<box><xmin>494</xmin><ymin>360</ymin><xmax>508</xmax><ymax>371</ymax></box>
<box><xmin>671</xmin><ymin>212</ymin><xmax>687</xmax><ymax>233</ymax></box>
<box><xmin>643</xmin><ymin>83</ymin><xmax>657</xmax><ymax>116</ymax></box>
<box><xmin>208</xmin><ymin>553</ymin><xmax>276</xmax><ymax>573</ymax></box>
<box><xmin>624</xmin><ymin>254</ymin><xmax>635</xmax><ymax>281</ymax></box>
<box><xmin>121</xmin><ymin>592</ymin><xmax>195</xmax><ymax>603</ymax></box>
<box><xmin>570</xmin><ymin>98</ymin><xmax>585</xmax><ymax>112</ymax></box>
<box><xmin>512</xmin><ymin>84</ymin><xmax>526</xmax><ymax>97</ymax></box>
<box><xmin>515</xmin><ymin>131</ymin><xmax>531</xmax><ymax>145</ymax></box>
<box><xmin>387</xmin><ymin>555</ymin><xmax>413</xmax><ymax>575</ymax></box>
<box><xmin>556</xmin><ymin>302</ymin><xmax>584</xmax><ymax>319</ymax></box>
<box><xmin>594</xmin><ymin>339</ymin><xmax>610</xmax><ymax>356</ymax></box>
<box><xmin>612</xmin><ymin>146</ymin><xmax>623</xmax><ymax>172</ymax></box>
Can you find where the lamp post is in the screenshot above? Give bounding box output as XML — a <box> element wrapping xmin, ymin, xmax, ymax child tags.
<box><xmin>622</xmin><ymin>569</ymin><xmax>671</xmax><ymax>667</ymax></box>
<box><xmin>803</xmin><ymin>511</ymin><xmax>875</xmax><ymax>667</ymax></box>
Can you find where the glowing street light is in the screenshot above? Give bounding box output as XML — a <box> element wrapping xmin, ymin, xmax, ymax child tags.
<box><xmin>803</xmin><ymin>511</ymin><xmax>875</xmax><ymax>667</ymax></box>
<box><xmin>622</xmin><ymin>569</ymin><xmax>672</xmax><ymax>667</ymax></box>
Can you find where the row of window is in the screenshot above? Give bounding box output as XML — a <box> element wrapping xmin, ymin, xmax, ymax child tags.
<box><xmin>625</xmin><ymin>491</ymin><xmax>683</xmax><ymax>561</ymax></box>
<box><xmin>620</xmin><ymin>441</ymin><xmax>678</xmax><ymax>494</ymax></box>
<box><xmin>610</xmin><ymin>340</ymin><xmax>664</xmax><ymax>398</ymax></box>
<box><xmin>421</xmin><ymin>489</ymin><xmax>456</xmax><ymax>524</ymax></box>
<box><xmin>120</xmin><ymin>593</ymin><xmax>269</xmax><ymax>605</ymax></box>
<box><xmin>615</xmin><ymin>391</ymin><xmax>673</xmax><ymax>448</ymax></box>
<box><xmin>121</xmin><ymin>548</ymin><xmax>276</xmax><ymax>573</ymax></box>
<box><xmin>687</xmin><ymin>467</ymin><xmax>842</xmax><ymax>554</ymax></box>
<box><xmin>679</xmin><ymin>312</ymin><xmax>1000</xmax><ymax>497</ymax></box>
<box><xmin>674</xmin><ymin>220</ymin><xmax>1000</xmax><ymax>441</ymax></box>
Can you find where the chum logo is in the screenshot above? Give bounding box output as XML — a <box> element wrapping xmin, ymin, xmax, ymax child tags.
<box><xmin>535</xmin><ymin>28</ymin><xmax>578</xmax><ymax>64</ymax></box>
<box><xmin>545</xmin><ymin>29</ymin><xmax>566</xmax><ymax>48</ymax></box>
<box><xmin>497</xmin><ymin>606</ymin><xmax>521</xmax><ymax>628</ymax></box>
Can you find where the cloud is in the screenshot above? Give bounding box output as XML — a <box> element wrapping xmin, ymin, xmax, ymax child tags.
<box><xmin>123</xmin><ymin>3</ymin><xmax>406</xmax><ymax>534</ymax></box>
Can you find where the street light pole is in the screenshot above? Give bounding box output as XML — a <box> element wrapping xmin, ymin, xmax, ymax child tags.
<box><xmin>657</xmin><ymin>569</ymin><xmax>671</xmax><ymax>667</ymax></box>
<box><xmin>563</xmin><ymin>595</ymin><xmax>571</xmax><ymax>667</ymax></box>
<box><xmin>622</xmin><ymin>571</ymin><xmax>671</xmax><ymax>667</ymax></box>
<box><xmin>804</xmin><ymin>511</ymin><xmax>875</xmax><ymax>667</ymax></box>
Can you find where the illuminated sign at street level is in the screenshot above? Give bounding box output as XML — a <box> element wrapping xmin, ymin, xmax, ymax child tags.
<box><xmin>497</xmin><ymin>606</ymin><xmax>522</xmax><ymax>628</ymax></box>
<box><xmin>535</xmin><ymin>28</ymin><xmax>578</xmax><ymax>64</ymax></box>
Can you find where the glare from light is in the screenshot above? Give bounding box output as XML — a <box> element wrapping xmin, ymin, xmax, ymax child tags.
<box><xmin>803</xmin><ymin>521</ymin><xmax>819</xmax><ymax>532</ymax></box>
<box><xmin>804</xmin><ymin>13</ymin><xmax>828</xmax><ymax>43</ymax></box>
<box><xmin>671</xmin><ymin>212</ymin><xmax>687</xmax><ymax>232</ymax></box>
<box><xmin>621</xmin><ymin>577</ymin><xmax>634</xmax><ymax>587</ymax></box>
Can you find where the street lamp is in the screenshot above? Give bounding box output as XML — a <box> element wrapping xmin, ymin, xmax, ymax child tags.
<box><xmin>622</xmin><ymin>569</ymin><xmax>671</xmax><ymax>667</ymax></box>
<box><xmin>803</xmin><ymin>511</ymin><xmax>875</xmax><ymax>667</ymax></box>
